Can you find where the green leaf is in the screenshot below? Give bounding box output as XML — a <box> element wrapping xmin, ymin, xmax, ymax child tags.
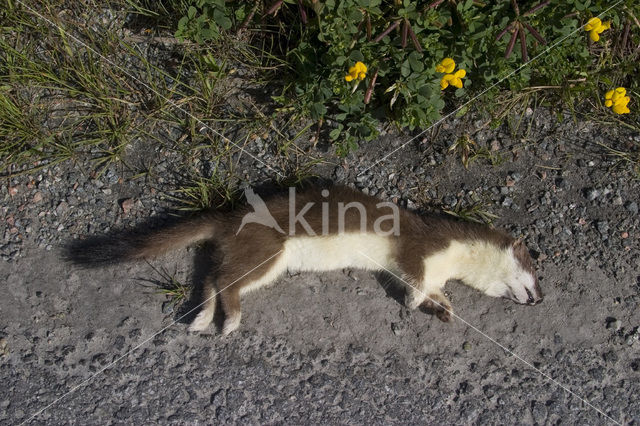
<box><xmin>408</xmin><ymin>51</ymin><xmax>424</xmax><ymax>72</ymax></box>
<box><xmin>213</xmin><ymin>9</ymin><xmax>232</xmax><ymax>30</ymax></box>
<box><xmin>349</xmin><ymin>50</ymin><xmax>365</xmax><ymax>62</ymax></box>
<box><xmin>348</xmin><ymin>8</ymin><xmax>363</xmax><ymax>22</ymax></box>
<box><xmin>201</xmin><ymin>27</ymin><xmax>215</xmax><ymax>40</ymax></box>
<box><xmin>401</xmin><ymin>60</ymin><xmax>411</xmax><ymax>77</ymax></box>
<box><xmin>310</xmin><ymin>102</ymin><xmax>327</xmax><ymax>120</ymax></box>
<box><xmin>177</xmin><ymin>16</ymin><xmax>189</xmax><ymax>30</ymax></box>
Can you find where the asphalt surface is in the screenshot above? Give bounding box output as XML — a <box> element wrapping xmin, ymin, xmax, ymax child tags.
<box><xmin>2</xmin><ymin>105</ymin><xmax>640</xmax><ymax>425</ymax></box>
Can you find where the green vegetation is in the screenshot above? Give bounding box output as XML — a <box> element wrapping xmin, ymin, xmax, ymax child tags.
<box><xmin>1</xmin><ymin>0</ymin><xmax>639</xmax><ymax>202</ymax></box>
<box><xmin>142</xmin><ymin>261</ymin><xmax>191</xmax><ymax>310</ymax></box>
<box><xmin>443</xmin><ymin>195</ymin><xmax>500</xmax><ymax>224</ymax></box>
<box><xmin>176</xmin><ymin>0</ymin><xmax>640</xmax><ymax>154</ymax></box>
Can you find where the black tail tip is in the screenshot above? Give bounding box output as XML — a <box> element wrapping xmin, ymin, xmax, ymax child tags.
<box><xmin>63</xmin><ymin>236</ymin><xmax>132</xmax><ymax>266</ymax></box>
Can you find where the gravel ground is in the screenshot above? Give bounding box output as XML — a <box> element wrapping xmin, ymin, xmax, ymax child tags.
<box><xmin>2</xmin><ymin>104</ymin><xmax>640</xmax><ymax>425</ymax></box>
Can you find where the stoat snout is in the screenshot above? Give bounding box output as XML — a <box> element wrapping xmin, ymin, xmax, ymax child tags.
<box><xmin>525</xmin><ymin>286</ymin><xmax>544</xmax><ymax>305</ymax></box>
<box><xmin>506</xmin><ymin>283</ymin><xmax>543</xmax><ymax>305</ymax></box>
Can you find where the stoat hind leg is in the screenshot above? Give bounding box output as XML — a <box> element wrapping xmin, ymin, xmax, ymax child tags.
<box><xmin>188</xmin><ymin>267</ymin><xmax>252</xmax><ymax>335</ymax></box>
<box><xmin>189</xmin><ymin>276</ymin><xmax>218</xmax><ymax>332</ymax></box>
<box><xmin>189</xmin><ymin>260</ymin><xmax>220</xmax><ymax>332</ymax></box>
<box><xmin>219</xmin><ymin>250</ymin><xmax>285</xmax><ymax>335</ymax></box>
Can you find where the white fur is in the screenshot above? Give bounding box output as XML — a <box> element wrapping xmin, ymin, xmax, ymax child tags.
<box><xmin>222</xmin><ymin>314</ymin><xmax>241</xmax><ymax>335</ymax></box>
<box><xmin>421</xmin><ymin>240</ymin><xmax>536</xmax><ymax>303</ymax></box>
<box><xmin>284</xmin><ymin>233</ymin><xmax>398</xmax><ymax>272</ymax></box>
<box><xmin>238</xmin><ymin>233</ymin><xmax>398</xmax><ymax>295</ymax></box>
<box><xmin>236</xmin><ymin>235</ymin><xmax>534</xmax><ymax>301</ymax></box>
<box><xmin>239</xmin><ymin>254</ymin><xmax>289</xmax><ymax>295</ymax></box>
<box><xmin>190</xmin><ymin>233</ymin><xmax>536</xmax><ymax>332</ymax></box>
<box><xmin>198</xmin><ymin>234</ymin><xmax>397</xmax><ymax>333</ymax></box>
<box><xmin>189</xmin><ymin>309</ymin><xmax>214</xmax><ymax>332</ymax></box>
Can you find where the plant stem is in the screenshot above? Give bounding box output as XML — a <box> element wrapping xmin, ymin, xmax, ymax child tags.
<box><xmin>265</xmin><ymin>0</ymin><xmax>284</xmax><ymax>16</ymax></box>
<box><xmin>298</xmin><ymin>0</ymin><xmax>307</xmax><ymax>25</ymax></box>
<box><xmin>524</xmin><ymin>22</ymin><xmax>546</xmax><ymax>45</ymax></box>
<box><xmin>496</xmin><ymin>22</ymin><xmax>514</xmax><ymax>40</ymax></box>
<box><xmin>519</xmin><ymin>24</ymin><xmax>528</xmax><ymax>61</ymax></box>
<box><xmin>523</xmin><ymin>0</ymin><xmax>550</xmax><ymax>17</ymax></box>
<box><xmin>374</xmin><ymin>20</ymin><xmax>400</xmax><ymax>43</ymax></box>
<box><xmin>238</xmin><ymin>1</ymin><xmax>259</xmax><ymax>33</ymax></box>
<box><xmin>505</xmin><ymin>26</ymin><xmax>519</xmax><ymax>58</ymax></box>
<box><xmin>364</xmin><ymin>70</ymin><xmax>378</xmax><ymax>104</ymax></box>
<box><xmin>401</xmin><ymin>19</ymin><xmax>408</xmax><ymax>48</ymax></box>
<box><xmin>407</xmin><ymin>24</ymin><xmax>423</xmax><ymax>53</ymax></box>
<box><xmin>511</xmin><ymin>0</ymin><xmax>520</xmax><ymax>17</ymax></box>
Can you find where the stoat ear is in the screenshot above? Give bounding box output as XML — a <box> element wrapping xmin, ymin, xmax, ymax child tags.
<box><xmin>513</xmin><ymin>239</ymin><xmax>531</xmax><ymax>258</ymax></box>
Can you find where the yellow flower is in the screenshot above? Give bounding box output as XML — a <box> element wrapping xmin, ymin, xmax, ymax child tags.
<box><xmin>345</xmin><ymin>62</ymin><xmax>367</xmax><ymax>82</ymax></box>
<box><xmin>604</xmin><ymin>87</ymin><xmax>631</xmax><ymax>115</ymax></box>
<box><xmin>440</xmin><ymin>69</ymin><xmax>466</xmax><ymax>90</ymax></box>
<box><xmin>612</xmin><ymin>99</ymin><xmax>630</xmax><ymax>114</ymax></box>
<box><xmin>436</xmin><ymin>57</ymin><xmax>456</xmax><ymax>74</ymax></box>
<box><xmin>604</xmin><ymin>87</ymin><xmax>625</xmax><ymax>106</ymax></box>
<box><xmin>604</xmin><ymin>91</ymin><xmax>614</xmax><ymax>107</ymax></box>
<box><xmin>584</xmin><ymin>17</ymin><xmax>611</xmax><ymax>42</ymax></box>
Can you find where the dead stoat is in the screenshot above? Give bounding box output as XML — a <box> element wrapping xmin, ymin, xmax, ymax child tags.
<box><xmin>67</xmin><ymin>185</ymin><xmax>542</xmax><ymax>334</ymax></box>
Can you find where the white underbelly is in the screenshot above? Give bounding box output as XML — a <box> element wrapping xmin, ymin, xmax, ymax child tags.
<box><xmin>283</xmin><ymin>233</ymin><xmax>396</xmax><ymax>272</ymax></box>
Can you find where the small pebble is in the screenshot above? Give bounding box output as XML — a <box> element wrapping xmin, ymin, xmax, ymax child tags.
<box><xmin>585</xmin><ymin>188</ymin><xmax>600</xmax><ymax>201</ymax></box>
<box><xmin>606</xmin><ymin>318</ymin><xmax>622</xmax><ymax>331</ymax></box>
<box><xmin>32</xmin><ymin>192</ymin><xmax>43</xmax><ymax>203</ymax></box>
<box><xmin>162</xmin><ymin>301</ymin><xmax>174</xmax><ymax>314</ymax></box>
<box><xmin>391</xmin><ymin>322</ymin><xmax>405</xmax><ymax>336</ymax></box>
<box><xmin>120</xmin><ymin>198</ymin><xmax>134</xmax><ymax>214</ymax></box>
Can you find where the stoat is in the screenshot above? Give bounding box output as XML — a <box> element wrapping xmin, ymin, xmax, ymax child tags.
<box><xmin>67</xmin><ymin>185</ymin><xmax>542</xmax><ymax>335</ymax></box>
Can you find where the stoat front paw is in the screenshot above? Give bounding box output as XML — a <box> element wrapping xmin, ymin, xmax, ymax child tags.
<box><xmin>406</xmin><ymin>295</ymin><xmax>422</xmax><ymax>310</ymax></box>
<box><xmin>419</xmin><ymin>293</ymin><xmax>453</xmax><ymax>323</ymax></box>
<box><xmin>222</xmin><ymin>314</ymin><xmax>241</xmax><ymax>335</ymax></box>
<box><xmin>189</xmin><ymin>310</ymin><xmax>214</xmax><ymax>332</ymax></box>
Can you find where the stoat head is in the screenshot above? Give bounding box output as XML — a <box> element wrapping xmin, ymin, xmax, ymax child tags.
<box><xmin>484</xmin><ymin>239</ymin><xmax>543</xmax><ymax>305</ymax></box>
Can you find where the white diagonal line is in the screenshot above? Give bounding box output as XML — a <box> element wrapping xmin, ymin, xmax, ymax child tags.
<box><xmin>359</xmin><ymin>1</ymin><xmax>624</xmax><ymax>176</ymax></box>
<box><xmin>21</xmin><ymin>249</ymin><xmax>283</xmax><ymax>425</ymax></box>
<box><xmin>356</xmin><ymin>249</ymin><xmax>621</xmax><ymax>425</ymax></box>
<box><xmin>16</xmin><ymin>1</ymin><xmax>284</xmax><ymax>178</ymax></box>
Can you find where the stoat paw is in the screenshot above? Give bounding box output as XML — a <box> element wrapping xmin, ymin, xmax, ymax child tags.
<box><xmin>406</xmin><ymin>296</ymin><xmax>422</xmax><ymax>310</ymax></box>
<box><xmin>189</xmin><ymin>310</ymin><xmax>214</xmax><ymax>332</ymax></box>
<box><xmin>419</xmin><ymin>293</ymin><xmax>453</xmax><ymax>323</ymax></box>
<box><xmin>222</xmin><ymin>314</ymin><xmax>241</xmax><ymax>336</ymax></box>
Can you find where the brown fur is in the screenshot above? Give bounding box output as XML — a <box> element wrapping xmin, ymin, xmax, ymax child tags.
<box><xmin>67</xmin><ymin>184</ymin><xmax>536</xmax><ymax>331</ymax></box>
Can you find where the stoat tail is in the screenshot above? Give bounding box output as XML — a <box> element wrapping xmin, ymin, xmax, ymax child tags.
<box><xmin>65</xmin><ymin>214</ymin><xmax>219</xmax><ymax>266</ymax></box>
